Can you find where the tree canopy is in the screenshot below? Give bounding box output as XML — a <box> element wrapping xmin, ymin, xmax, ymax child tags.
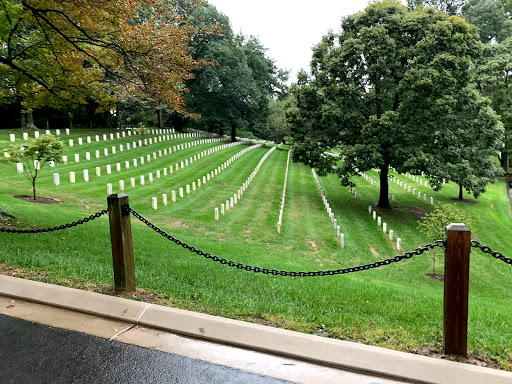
<box><xmin>288</xmin><ymin>0</ymin><xmax>503</xmax><ymax>208</ymax></box>
<box><xmin>0</xmin><ymin>0</ymin><xmax>203</xmax><ymax>113</ymax></box>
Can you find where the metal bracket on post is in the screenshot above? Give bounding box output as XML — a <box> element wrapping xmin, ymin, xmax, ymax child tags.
<box><xmin>107</xmin><ymin>193</ymin><xmax>135</xmax><ymax>293</ymax></box>
<box><xmin>443</xmin><ymin>223</ymin><xmax>471</xmax><ymax>356</ymax></box>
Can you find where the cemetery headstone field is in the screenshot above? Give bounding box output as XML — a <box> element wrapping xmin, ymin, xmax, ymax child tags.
<box><xmin>1</xmin><ymin>128</ymin><xmax>511</xmax><ymax>369</ymax></box>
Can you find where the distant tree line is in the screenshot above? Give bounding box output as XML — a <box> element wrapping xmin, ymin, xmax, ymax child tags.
<box><xmin>0</xmin><ymin>0</ymin><xmax>289</xmax><ymax>141</ymax></box>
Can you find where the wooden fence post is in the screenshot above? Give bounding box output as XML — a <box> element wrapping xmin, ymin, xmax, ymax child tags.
<box><xmin>107</xmin><ymin>193</ymin><xmax>136</xmax><ymax>293</ymax></box>
<box><xmin>443</xmin><ymin>223</ymin><xmax>471</xmax><ymax>356</ymax></box>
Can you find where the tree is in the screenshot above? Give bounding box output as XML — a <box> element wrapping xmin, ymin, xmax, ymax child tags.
<box><xmin>426</xmin><ymin>86</ymin><xmax>503</xmax><ymax>199</ymax></box>
<box><xmin>1</xmin><ymin>134</ymin><xmax>64</xmax><ymax>200</ymax></box>
<box><xmin>182</xmin><ymin>3</ymin><xmax>287</xmax><ymax>140</ymax></box>
<box><xmin>288</xmin><ymin>0</ymin><xmax>498</xmax><ymax>209</ymax></box>
<box><xmin>418</xmin><ymin>204</ymin><xmax>474</xmax><ymax>274</ymax></box>
<box><xmin>462</xmin><ymin>0</ymin><xmax>512</xmax><ymax>43</ymax></box>
<box><xmin>0</xmin><ymin>0</ymin><xmax>201</xmax><ymax>114</ymax></box>
<box><xmin>474</xmin><ymin>38</ymin><xmax>512</xmax><ymax>172</ymax></box>
<box><xmin>407</xmin><ymin>0</ymin><xmax>466</xmax><ymax>14</ymax></box>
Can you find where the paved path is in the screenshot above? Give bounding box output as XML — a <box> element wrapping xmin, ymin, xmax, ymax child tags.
<box><xmin>0</xmin><ymin>314</ymin><xmax>292</xmax><ymax>384</ymax></box>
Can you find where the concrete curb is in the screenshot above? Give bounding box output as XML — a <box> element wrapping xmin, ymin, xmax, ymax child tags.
<box><xmin>1</xmin><ymin>275</ymin><xmax>511</xmax><ymax>384</ymax></box>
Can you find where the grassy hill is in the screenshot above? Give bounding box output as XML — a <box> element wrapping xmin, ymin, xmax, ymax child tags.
<box><xmin>1</xmin><ymin>127</ymin><xmax>511</xmax><ymax>369</ymax></box>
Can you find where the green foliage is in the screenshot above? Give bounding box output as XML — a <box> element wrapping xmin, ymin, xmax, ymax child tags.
<box><xmin>288</xmin><ymin>0</ymin><xmax>494</xmax><ymax>209</ymax></box>
<box><xmin>183</xmin><ymin>4</ymin><xmax>288</xmax><ymax>139</ymax></box>
<box><xmin>418</xmin><ymin>204</ymin><xmax>475</xmax><ymax>240</ymax></box>
<box><xmin>462</xmin><ymin>0</ymin><xmax>512</xmax><ymax>43</ymax></box>
<box><xmin>1</xmin><ymin>134</ymin><xmax>64</xmax><ymax>199</ymax></box>
<box><xmin>417</xmin><ymin>203</ymin><xmax>475</xmax><ymax>274</ymax></box>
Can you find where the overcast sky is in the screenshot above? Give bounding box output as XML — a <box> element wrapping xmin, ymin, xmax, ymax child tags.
<box><xmin>208</xmin><ymin>0</ymin><xmax>406</xmax><ymax>83</ymax></box>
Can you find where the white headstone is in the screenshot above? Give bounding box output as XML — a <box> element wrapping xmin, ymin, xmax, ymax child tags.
<box><xmin>152</xmin><ymin>197</ymin><xmax>157</xmax><ymax>210</ymax></box>
<box><xmin>389</xmin><ymin>230</ymin><xmax>394</xmax><ymax>241</ymax></box>
<box><xmin>65</xmin><ymin>128</ymin><xmax>70</xmax><ymax>135</ymax></box>
<box><xmin>107</xmin><ymin>183</ymin><xmax>113</xmax><ymax>195</ymax></box>
<box><xmin>104</xmin><ymin>148</ymin><xmax>108</xmax><ymax>157</ymax></box>
<box><xmin>130</xmin><ymin>178</ymin><xmax>135</xmax><ymax>188</ymax></box>
<box><xmin>116</xmin><ymin>163</ymin><xmax>121</xmax><ymax>172</ymax></box>
<box><xmin>23</xmin><ymin>133</ymin><xmax>28</xmax><ymax>140</ymax></box>
<box><xmin>56</xmin><ymin>129</ymin><xmax>61</xmax><ymax>136</ymax></box>
<box><xmin>74</xmin><ymin>154</ymin><xmax>79</xmax><ymax>162</ymax></box>
<box><xmin>397</xmin><ymin>238</ymin><xmax>401</xmax><ymax>251</ymax></box>
<box><xmin>96</xmin><ymin>167</ymin><xmax>101</xmax><ymax>177</ymax></box>
<box><xmin>340</xmin><ymin>234</ymin><xmax>345</xmax><ymax>249</ymax></box>
<box><xmin>53</xmin><ymin>173</ymin><xmax>60</xmax><ymax>185</ymax></box>
<box><xmin>377</xmin><ymin>216</ymin><xmax>381</xmax><ymax>226</ymax></box>
<box><xmin>383</xmin><ymin>223</ymin><xmax>387</xmax><ymax>234</ymax></box>
<box><xmin>149</xmin><ymin>173</ymin><xmax>153</xmax><ymax>183</ymax></box>
<box><xmin>112</xmin><ymin>146</ymin><xmax>116</xmax><ymax>155</ymax></box>
<box><xmin>106</xmin><ymin>164</ymin><xmax>111</xmax><ymax>174</ymax></box>
<box><xmin>215</xmin><ymin>208</ymin><xmax>219</xmax><ymax>221</ymax></box>
<box><xmin>78</xmin><ymin>138</ymin><xmax>83</xmax><ymax>145</ymax></box>
<box><xmin>16</xmin><ymin>163</ymin><xmax>23</xmax><ymax>173</ymax></box>
<box><xmin>171</xmin><ymin>190</ymin><xmax>176</xmax><ymax>202</ymax></box>
<box><xmin>162</xmin><ymin>194</ymin><xmax>167</xmax><ymax>206</ymax></box>
<box><xmin>69</xmin><ymin>171</ymin><xmax>75</xmax><ymax>183</ymax></box>
<box><xmin>86</xmin><ymin>152</ymin><xmax>90</xmax><ymax>161</ymax></box>
<box><xmin>34</xmin><ymin>131</ymin><xmax>39</xmax><ymax>138</ymax></box>
<box><xmin>69</xmin><ymin>139</ymin><xmax>73</xmax><ymax>147</ymax></box>
<box><xmin>179</xmin><ymin>187</ymin><xmax>184</xmax><ymax>198</ymax></box>
<box><xmin>140</xmin><ymin>175</ymin><xmax>145</xmax><ymax>185</ymax></box>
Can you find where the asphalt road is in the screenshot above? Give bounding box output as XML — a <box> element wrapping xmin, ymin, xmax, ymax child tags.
<box><xmin>0</xmin><ymin>314</ymin><xmax>294</xmax><ymax>384</ymax></box>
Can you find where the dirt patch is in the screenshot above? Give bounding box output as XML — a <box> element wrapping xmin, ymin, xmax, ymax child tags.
<box><xmin>426</xmin><ymin>273</ymin><xmax>444</xmax><ymax>282</ymax></box>
<box><xmin>370</xmin><ymin>247</ymin><xmax>380</xmax><ymax>257</ymax></box>
<box><xmin>14</xmin><ymin>195</ymin><xmax>63</xmax><ymax>204</ymax></box>
<box><xmin>243</xmin><ymin>228</ymin><xmax>252</xmax><ymax>233</ymax></box>
<box><xmin>410</xmin><ymin>347</ymin><xmax>502</xmax><ymax>370</ymax></box>
<box><xmin>0</xmin><ymin>210</ymin><xmax>15</xmax><ymax>227</ymax></box>
<box><xmin>450</xmin><ymin>197</ymin><xmax>479</xmax><ymax>204</ymax></box>
<box><xmin>166</xmin><ymin>220</ymin><xmax>189</xmax><ymax>228</ymax></box>
<box><xmin>306</xmin><ymin>239</ymin><xmax>317</xmax><ymax>248</ymax></box>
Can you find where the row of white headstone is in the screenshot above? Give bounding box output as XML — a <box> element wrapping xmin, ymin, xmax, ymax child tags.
<box><xmin>277</xmin><ymin>149</ymin><xmax>292</xmax><ymax>234</ymax></box>
<box><xmin>389</xmin><ymin>175</ymin><xmax>434</xmax><ymax>205</ymax></box>
<box><xmin>53</xmin><ymin>140</ymin><xmax>245</xmax><ymax>188</ymax></box>
<box><xmin>106</xmin><ymin>141</ymin><xmax>247</xmax><ymax>190</ymax></box>
<box><xmin>9</xmin><ymin>129</ymin><xmax>70</xmax><ymax>142</ymax></box>
<box><xmin>68</xmin><ymin>128</ymin><xmax>176</xmax><ymax>146</ymax></box>
<box><xmin>63</xmin><ymin>136</ymin><xmax>226</xmax><ymax>167</ymax></box>
<box><xmin>361</xmin><ymin>172</ymin><xmax>434</xmax><ymax>206</ymax></box>
<box><xmin>215</xmin><ymin>145</ymin><xmax>279</xmax><ymax>220</ymax></box>
<box><xmin>153</xmin><ymin>143</ymin><xmax>264</xmax><ymax>212</ymax></box>
<box><xmin>367</xmin><ymin>205</ymin><xmax>402</xmax><ymax>251</ymax></box>
<box><xmin>311</xmin><ymin>169</ymin><xmax>345</xmax><ymax>248</ymax></box>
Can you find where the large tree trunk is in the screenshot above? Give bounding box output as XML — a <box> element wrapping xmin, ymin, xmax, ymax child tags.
<box><xmin>377</xmin><ymin>165</ymin><xmax>391</xmax><ymax>209</ymax></box>
<box><xmin>231</xmin><ymin>123</ymin><xmax>237</xmax><ymax>142</ymax></box>
<box><xmin>21</xmin><ymin>110</ymin><xmax>27</xmax><ymax>129</ymax></box>
<box><xmin>26</xmin><ymin>109</ymin><xmax>36</xmax><ymax>129</ymax></box>
<box><xmin>157</xmin><ymin>109</ymin><xmax>164</xmax><ymax>129</ymax></box>
<box><xmin>458</xmin><ymin>184</ymin><xmax>463</xmax><ymax>200</ymax></box>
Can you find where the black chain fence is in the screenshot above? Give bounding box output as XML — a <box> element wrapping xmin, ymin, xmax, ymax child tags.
<box><xmin>471</xmin><ymin>241</ymin><xmax>512</xmax><ymax>266</ymax></box>
<box><xmin>0</xmin><ymin>210</ymin><xmax>108</xmax><ymax>234</ymax></box>
<box><xmin>1</xmin><ymin>204</ymin><xmax>510</xmax><ymax>271</ymax></box>
<box><xmin>129</xmin><ymin>207</ymin><xmax>446</xmax><ymax>277</ymax></box>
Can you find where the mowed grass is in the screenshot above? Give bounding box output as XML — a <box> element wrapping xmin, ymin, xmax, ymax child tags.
<box><xmin>0</xmin><ymin>128</ymin><xmax>511</xmax><ymax>369</ymax></box>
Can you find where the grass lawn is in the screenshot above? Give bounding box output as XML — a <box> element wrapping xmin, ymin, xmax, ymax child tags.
<box><xmin>1</xmin><ymin>127</ymin><xmax>511</xmax><ymax>370</ymax></box>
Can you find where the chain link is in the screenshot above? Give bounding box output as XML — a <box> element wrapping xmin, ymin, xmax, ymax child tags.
<box><xmin>471</xmin><ymin>241</ymin><xmax>512</xmax><ymax>266</ymax></box>
<box><xmin>0</xmin><ymin>210</ymin><xmax>108</xmax><ymax>234</ymax></box>
<box><xmin>129</xmin><ymin>207</ymin><xmax>445</xmax><ymax>277</ymax></box>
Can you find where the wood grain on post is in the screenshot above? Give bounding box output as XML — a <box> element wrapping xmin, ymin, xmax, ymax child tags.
<box><xmin>443</xmin><ymin>223</ymin><xmax>471</xmax><ymax>356</ymax></box>
<box><xmin>107</xmin><ymin>194</ymin><xmax>136</xmax><ymax>293</ymax></box>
